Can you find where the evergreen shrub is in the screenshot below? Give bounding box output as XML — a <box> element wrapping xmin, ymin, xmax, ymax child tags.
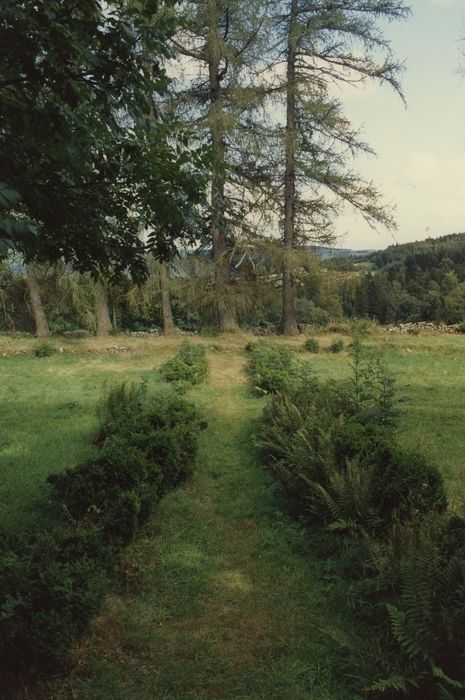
<box><xmin>368</xmin><ymin>514</ymin><xmax>465</xmax><ymax>697</ymax></box>
<box><xmin>33</xmin><ymin>340</ymin><xmax>55</xmax><ymax>357</ymax></box>
<box><xmin>2</xmin><ymin>380</ymin><xmax>204</xmax><ymax>689</ymax></box>
<box><xmin>329</xmin><ymin>339</ymin><xmax>344</xmax><ymax>353</ymax></box>
<box><xmin>258</xmin><ymin>341</ymin><xmax>462</xmax><ymax>697</ymax></box>
<box><xmin>159</xmin><ymin>342</ymin><xmax>208</xmax><ymax>389</ymax></box>
<box><xmin>258</xmin><ymin>344</ymin><xmax>446</xmax><ymax>533</ymax></box>
<box><xmin>48</xmin><ymin>382</ymin><xmax>202</xmax><ymax>543</ymax></box>
<box><xmin>247</xmin><ymin>341</ymin><xmax>312</xmax><ymax>394</ymax></box>
<box><xmin>0</xmin><ymin>529</ymin><xmax>112</xmax><ymax>683</ymax></box>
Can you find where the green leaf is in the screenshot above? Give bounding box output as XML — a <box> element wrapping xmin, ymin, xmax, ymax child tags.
<box><xmin>0</xmin><ymin>183</ymin><xmax>22</xmax><ymax>211</ymax></box>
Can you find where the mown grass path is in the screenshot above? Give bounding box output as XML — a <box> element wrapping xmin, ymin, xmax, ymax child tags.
<box><xmin>48</xmin><ymin>350</ymin><xmax>358</xmax><ymax>700</ymax></box>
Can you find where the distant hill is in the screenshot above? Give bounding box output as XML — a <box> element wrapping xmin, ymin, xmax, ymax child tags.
<box><xmin>309</xmin><ymin>246</ymin><xmax>375</xmax><ymax>259</ymax></box>
<box><xmin>342</xmin><ymin>232</ymin><xmax>465</xmax><ymax>326</ymax></box>
<box><xmin>368</xmin><ymin>232</ymin><xmax>465</xmax><ymax>271</ymax></box>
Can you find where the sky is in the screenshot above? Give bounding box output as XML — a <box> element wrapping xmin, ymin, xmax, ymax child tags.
<box><xmin>334</xmin><ymin>0</ymin><xmax>465</xmax><ymax>250</ymax></box>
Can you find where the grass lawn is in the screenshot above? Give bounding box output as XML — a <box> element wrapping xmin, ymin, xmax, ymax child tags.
<box><xmin>0</xmin><ymin>339</ymin><xmax>172</xmax><ymax>531</ymax></box>
<box><xmin>1</xmin><ymin>330</ymin><xmax>465</xmax><ymax>698</ymax></box>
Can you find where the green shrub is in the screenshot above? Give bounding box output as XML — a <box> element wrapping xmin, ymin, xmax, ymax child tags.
<box><xmin>0</xmin><ymin>529</ymin><xmax>112</xmax><ymax>685</ymax></box>
<box><xmin>33</xmin><ymin>340</ymin><xmax>55</xmax><ymax>357</ymax></box>
<box><xmin>159</xmin><ymin>342</ymin><xmax>208</xmax><ymax>388</ymax></box>
<box><xmin>199</xmin><ymin>325</ymin><xmax>219</xmax><ymax>337</ymax></box>
<box><xmin>304</xmin><ymin>337</ymin><xmax>320</xmax><ymax>353</ymax></box>
<box><xmin>456</xmin><ymin>320</ymin><xmax>465</xmax><ymax>334</ymax></box>
<box><xmin>329</xmin><ymin>339</ymin><xmax>344</xmax><ymax>353</ymax></box>
<box><xmin>48</xmin><ymin>382</ymin><xmax>203</xmax><ymax>543</ymax></box>
<box><xmin>258</xmin><ymin>339</ymin><xmax>460</xmax><ymax>698</ymax></box>
<box><xmin>295</xmin><ymin>298</ymin><xmax>330</xmax><ymax>326</ymax></box>
<box><xmin>258</xmin><ymin>347</ymin><xmax>445</xmax><ymax>533</ymax></box>
<box><xmin>247</xmin><ymin>341</ymin><xmax>312</xmax><ymax>394</ymax></box>
<box><xmin>373</xmin><ymin>446</ymin><xmax>447</xmax><ymax>523</ymax></box>
<box><xmin>323</xmin><ymin>321</ymin><xmax>350</xmax><ymax>334</ymax></box>
<box><xmin>311</xmin><ymin>439</ymin><xmax>446</xmax><ymax>534</ymax></box>
<box><xmin>1</xmin><ymin>380</ymin><xmax>204</xmax><ymax>690</ymax></box>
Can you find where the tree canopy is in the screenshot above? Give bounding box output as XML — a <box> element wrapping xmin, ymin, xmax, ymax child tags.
<box><xmin>0</xmin><ymin>0</ymin><xmax>209</xmax><ymax>277</ymax></box>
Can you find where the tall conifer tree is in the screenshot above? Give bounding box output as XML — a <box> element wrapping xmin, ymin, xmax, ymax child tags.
<box><xmin>265</xmin><ymin>0</ymin><xmax>410</xmax><ymax>334</ymax></box>
<box><xmin>171</xmin><ymin>0</ymin><xmax>270</xmax><ymax>331</ymax></box>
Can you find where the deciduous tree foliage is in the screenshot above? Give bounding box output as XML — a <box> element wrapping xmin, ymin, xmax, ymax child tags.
<box><xmin>0</xmin><ymin>0</ymin><xmax>209</xmax><ymax>277</ymax></box>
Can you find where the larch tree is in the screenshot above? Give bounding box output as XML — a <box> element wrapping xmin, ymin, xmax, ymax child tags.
<box><xmin>171</xmin><ymin>0</ymin><xmax>270</xmax><ymax>331</ymax></box>
<box><xmin>264</xmin><ymin>0</ymin><xmax>410</xmax><ymax>334</ymax></box>
<box><xmin>93</xmin><ymin>279</ymin><xmax>113</xmax><ymax>337</ymax></box>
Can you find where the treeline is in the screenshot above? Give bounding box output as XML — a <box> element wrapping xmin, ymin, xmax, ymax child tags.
<box><xmin>0</xmin><ymin>252</ymin><xmax>344</xmax><ymax>335</ymax></box>
<box><xmin>342</xmin><ymin>233</ymin><xmax>465</xmax><ymax>325</ymax></box>
<box><xmin>6</xmin><ymin>230</ymin><xmax>465</xmax><ymax>336</ymax></box>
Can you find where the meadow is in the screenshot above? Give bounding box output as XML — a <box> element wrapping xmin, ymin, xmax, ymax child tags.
<box><xmin>1</xmin><ymin>329</ymin><xmax>465</xmax><ymax>698</ymax></box>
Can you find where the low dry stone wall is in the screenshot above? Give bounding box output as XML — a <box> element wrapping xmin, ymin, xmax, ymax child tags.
<box><xmin>385</xmin><ymin>322</ymin><xmax>460</xmax><ymax>334</ymax></box>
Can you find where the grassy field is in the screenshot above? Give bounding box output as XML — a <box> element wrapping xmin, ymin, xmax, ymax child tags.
<box><xmin>1</xmin><ymin>330</ymin><xmax>465</xmax><ymax>698</ymax></box>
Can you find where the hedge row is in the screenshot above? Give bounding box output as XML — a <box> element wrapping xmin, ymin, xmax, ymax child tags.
<box><xmin>0</xmin><ymin>378</ymin><xmax>205</xmax><ymax>690</ymax></box>
<box><xmin>258</xmin><ymin>342</ymin><xmax>465</xmax><ymax>698</ymax></box>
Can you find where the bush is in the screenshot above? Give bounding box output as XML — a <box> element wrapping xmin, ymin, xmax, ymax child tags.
<box><xmin>258</xmin><ymin>339</ymin><xmax>462</xmax><ymax>698</ymax></box>
<box><xmin>33</xmin><ymin>340</ymin><xmax>55</xmax><ymax>357</ymax></box>
<box><xmin>373</xmin><ymin>445</ymin><xmax>447</xmax><ymax>523</ymax></box>
<box><xmin>349</xmin><ymin>318</ymin><xmax>379</xmax><ymax>337</ymax></box>
<box><xmin>295</xmin><ymin>298</ymin><xmax>330</xmax><ymax>326</ymax></box>
<box><xmin>329</xmin><ymin>339</ymin><xmax>344</xmax><ymax>353</ymax></box>
<box><xmin>247</xmin><ymin>341</ymin><xmax>312</xmax><ymax>394</ymax></box>
<box><xmin>0</xmin><ymin>529</ymin><xmax>112</xmax><ymax>685</ymax></box>
<box><xmin>1</xmin><ymin>380</ymin><xmax>204</xmax><ymax>690</ymax></box>
<box><xmin>199</xmin><ymin>325</ymin><xmax>219</xmax><ymax>337</ymax></box>
<box><xmin>49</xmin><ymin>383</ymin><xmax>203</xmax><ymax>544</ymax></box>
<box><xmin>304</xmin><ymin>337</ymin><xmax>320</xmax><ymax>353</ymax></box>
<box><xmin>323</xmin><ymin>321</ymin><xmax>351</xmax><ymax>334</ymax></box>
<box><xmin>159</xmin><ymin>342</ymin><xmax>208</xmax><ymax>389</ymax></box>
<box><xmin>248</xmin><ymin>341</ymin><xmax>296</xmax><ymax>394</ymax></box>
<box><xmin>258</xmin><ymin>345</ymin><xmax>446</xmax><ymax>533</ymax></box>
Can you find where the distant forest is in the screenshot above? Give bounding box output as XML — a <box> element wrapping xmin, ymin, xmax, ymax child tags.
<box><xmin>342</xmin><ymin>232</ymin><xmax>465</xmax><ymax>325</ymax></box>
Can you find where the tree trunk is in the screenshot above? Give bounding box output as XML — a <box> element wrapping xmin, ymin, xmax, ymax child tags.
<box><xmin>282</xmin><ymin>0</ymin><xmax>299</xmax><ymax>336</ymax></box>
<box><xmin>93</xmin><ymin>280</ymin><xmax>113</xmax><ymax>336</ymax></box>
<box><xmin>208</xmin><ymin>0</ymin><xmax>238</xmax><ymax>332</ymax></box>
<box><xmin>26</xmin><ymin>263</ymin><xmax>49</xmax><ymax>337</ymax></box>
<box><xmin>159</xmin><ymin>262</ymin><xmax>176</xmax><ymax>335</ymax></box>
